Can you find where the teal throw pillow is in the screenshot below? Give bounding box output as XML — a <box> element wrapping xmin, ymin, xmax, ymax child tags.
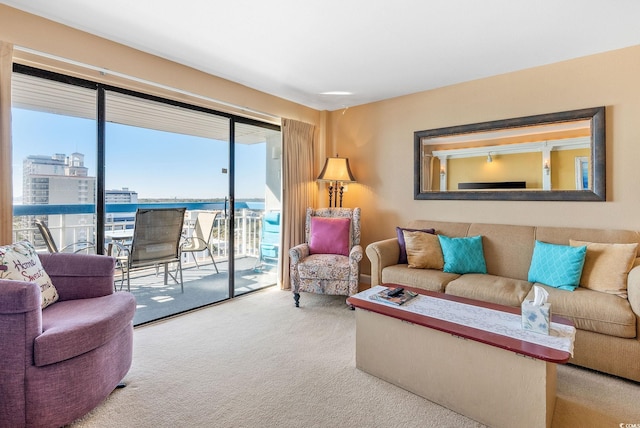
<box><xmin>528</xmin><ymin>240</ymin><xmax>587</xmax><ymax>291</ymax></box>
<box><xmin>438</xmin><ymin>235</ymin><xmax>487</xmax><ymax>274</ymax></box>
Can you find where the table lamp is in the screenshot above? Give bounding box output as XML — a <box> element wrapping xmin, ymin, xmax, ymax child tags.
<box><xmin>317</xmin><ymin>156</ymin><xmax>356</xmax><ymax>207</ymax></box>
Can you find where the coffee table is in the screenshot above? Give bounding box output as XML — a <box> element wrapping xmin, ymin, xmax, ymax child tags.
<box><xmin>347</xmin><ymin>284</ymin><xmax>575</xmax><ymax>428</ymax></box>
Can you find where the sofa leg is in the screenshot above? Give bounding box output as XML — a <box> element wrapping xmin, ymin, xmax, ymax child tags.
<box><xmin>294</xmin><ymin>292</ymin><xmax>300</xmax><ymax>307</ymax></box>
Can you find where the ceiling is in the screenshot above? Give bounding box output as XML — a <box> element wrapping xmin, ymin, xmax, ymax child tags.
<box><xmin>3</xmin><ymin>0</ymin><xmax>640</xmax><ymax>111</ymax></box>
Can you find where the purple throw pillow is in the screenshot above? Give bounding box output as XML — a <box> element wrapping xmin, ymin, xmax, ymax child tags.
<box><xmin>396</xmin><ymin>227</ymin><xmax>436</xmax><ymax>264</ymax></box>
<box><xmin>309</xmin><ymin>217</ymin><xmax>351</xmax><ymax>256</ymax></box>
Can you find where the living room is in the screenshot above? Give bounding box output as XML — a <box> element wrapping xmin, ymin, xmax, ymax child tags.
<box><xmin>2</xmin><ymin>2</ymin><xmax>640</xmax><ymax>427</ymax></box>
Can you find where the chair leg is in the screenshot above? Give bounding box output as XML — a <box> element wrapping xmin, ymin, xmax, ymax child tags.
<box><xmin>192</xmin><ymin>253</ymin><xmax>200</xmax><ymax>269</ymax></box>
<box><xmin>178</xmin><ymin>259</ymin><xmax>183</xmax><ymax>293</ymax></box>
<box><xmin>209</xmin><ymin>251</ymin><xmax>219</xmax><ymax>273</ymax></box>
<box><xmin>294</xmin><ymin>292</ymin><xmax>300</xmax><ymax>307</ymax></box>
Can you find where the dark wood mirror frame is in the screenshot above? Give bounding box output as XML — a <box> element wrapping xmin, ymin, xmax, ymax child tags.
<box><xmin>414</xmin><ymin>106</ymin><xmax>606</xmax><ymax>201</ymax></box>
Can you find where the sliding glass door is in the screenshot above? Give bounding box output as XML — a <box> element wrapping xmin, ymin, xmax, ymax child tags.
<box><xmin>11</xmin><ymin>65</ymin><xmax>281</xmax><ymax>326</ymax></box>
<box><xmin>104</xmin><ymin>91</ymin><xmax>233</xmax><ymax>324</ymax></box>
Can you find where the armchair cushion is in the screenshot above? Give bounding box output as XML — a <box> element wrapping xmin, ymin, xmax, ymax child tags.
<box><xmin>298</xmin><ymin>254</ymin><xmax>351</xmax><ymax>281</ymax></box>
<box><xmin>309</xmin><ymin>217</ymin><xmax>351</xmax><ymax>256</ymax></box>
<box><xmin>0</xmin><ymin>241</ymin><xmax>59</xmax><ymax>308</ymax></box>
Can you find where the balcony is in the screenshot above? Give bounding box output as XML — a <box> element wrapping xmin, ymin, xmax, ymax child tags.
<box><xmin>12</xmin><ymin>203</ymin><xmax>279</xmax><ymax>325</ymax></box>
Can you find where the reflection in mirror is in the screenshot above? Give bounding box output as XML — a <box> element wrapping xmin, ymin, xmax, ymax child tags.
<box><xmin>414</xmin><ymin>107</ymin><xmax>605</xmax><ymax>201</ymax></box>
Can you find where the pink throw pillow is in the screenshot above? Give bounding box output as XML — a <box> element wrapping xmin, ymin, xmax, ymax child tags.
<box><xmin>309</xmin><ymin>217</ymin><xmax>351</xmax><ymax>256</ymax></box>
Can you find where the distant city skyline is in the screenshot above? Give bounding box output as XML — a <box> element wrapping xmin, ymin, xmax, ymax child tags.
<box><xmin>12</xmin><ymin>108</ymin><xmax>268</xmax><ymax>202</ymax></box>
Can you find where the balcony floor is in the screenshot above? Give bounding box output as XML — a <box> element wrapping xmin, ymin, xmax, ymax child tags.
<box><xmin>117</xmin><ymin>256</ymin><xmax>278</xmax><ymax>326</ymax></box>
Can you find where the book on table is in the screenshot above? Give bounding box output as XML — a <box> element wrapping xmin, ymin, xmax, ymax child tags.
<box><xmin>369</xmin><ymin>287</ymin><xmax>418</xmax><ymax>306</ymax></box>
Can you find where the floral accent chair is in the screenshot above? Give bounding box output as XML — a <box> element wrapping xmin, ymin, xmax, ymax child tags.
<box><xmin>289</xmin><ymin>207</ymin><xmax>362</xmax><ymax>307</ymax></box>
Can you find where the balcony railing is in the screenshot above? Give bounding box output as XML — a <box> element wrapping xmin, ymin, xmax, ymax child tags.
<box><xmin>12</xmin><ymin>203</ymin><xmax>267</xmax><ymax>260</ymax></box>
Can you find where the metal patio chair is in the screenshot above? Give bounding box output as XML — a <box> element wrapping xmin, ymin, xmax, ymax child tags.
<box><xmin>180</xmin><ymin>211</ymin><xmax>219</xmax><ymax>273</ymax></box>
<box><xmin>34</xmin><ymin>219</ymin><xmax>95</xmax><ymax>254</ymax></box>
<box><xmin>110</xmin><ymin>207</ymin><xmax>186</xmax><ymax>292</ymax></box>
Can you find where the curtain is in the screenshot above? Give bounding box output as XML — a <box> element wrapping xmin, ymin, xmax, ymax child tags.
<box><xmin>279</xmin><ymin>119</ymin><xmax>316</xmax><ymax>290</ymax></box>
<box><xmin>0</xmin><ymin>42</ymin><xmax>12</xmax><ymax>245</ymax></box>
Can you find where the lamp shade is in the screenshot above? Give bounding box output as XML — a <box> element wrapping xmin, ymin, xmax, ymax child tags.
<box><xmin>317</xmin><ymin>157</ymin><xmax>356</xmax><ymax>183</ymax></box>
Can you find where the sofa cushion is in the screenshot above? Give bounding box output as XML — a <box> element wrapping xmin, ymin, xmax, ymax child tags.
<box><xmin>403</xmin><ymin>230</ymin><xmax>443</xmax><ymax>269</ymax></box>
<box><xmin>298</xmin><ymin>254</ymin><xmax>350</xmax><ymax>281</ymax></box>
<box><xmin>381</xmin><ymin>265</ymin><xmax>459</xmax><ymax>293</ymax></box>
<box><xmin>35</xmin><ymin>292</ymin><xmax>136</xmax><ymax>366</ymax></box>
<box><xmin>309</xmin><ymin>217</ymin><xmax>350</xmax><ymax>256</ymax></box>
<box><xmin>445</xmin><ymin>274</ymin><xmax>533</xmax><ymax>307</ymax></box>
<box><xmin>0</xmin><ymin>241</ymin><xmax>59</xmax><ymax>308</ymax></box>
<box><xmin>570</xmin><ymin>240</ymin><xmax>638</xmax><ymax>299</ymax></box>
<box><xmin>528</xmin><ymin>240</ymin><xmax>587</xmax><ymax>291</ymax></box>
<box><xmin>396</xmin><ymin>227</ymin><xmax>435</xmax><ymax>264</ymax></box>
<box><xmin>525</xmin><ymin>285</ymin><xmax>636</xmax><ymax>338</ymax></box>
<box><xmin>467</xmin><ymin>223</ymin><xmax>536</xmax><ymax>281</ymax></box>
<box><xmin>438</xmin><ymin>235</ymin><xmax>487</xmax><ymax>274</ymax></box>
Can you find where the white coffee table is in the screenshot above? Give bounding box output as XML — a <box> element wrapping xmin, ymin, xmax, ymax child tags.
<box><xmin>347</xmin><ymin>285</ymin><xmax>575</xmax><ymax>428</ymax></box>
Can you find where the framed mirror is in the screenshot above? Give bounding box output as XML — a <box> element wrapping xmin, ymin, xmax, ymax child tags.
<box><xmin>414</xmin><ymin>106</ymin><xmax>605</xmax><ymax>201</ymax></box>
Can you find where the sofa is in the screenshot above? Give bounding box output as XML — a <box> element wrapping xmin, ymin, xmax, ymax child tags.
<box><xmin>366</xmin><ymin>219</ymin><xmax>640</xmax><ymax>383</ymax></box>
<box><xmin>0</xmin><ymin>251</ymin><xmax>136</xmax><ymax>428</ymax></box>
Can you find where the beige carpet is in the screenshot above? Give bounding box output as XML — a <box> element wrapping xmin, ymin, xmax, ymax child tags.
<box><xmin>71</xmin><ymin>287</ymin><xmax>640</xmax><ymax>428</ymax></box>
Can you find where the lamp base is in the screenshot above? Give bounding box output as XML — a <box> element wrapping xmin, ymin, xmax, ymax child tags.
<box><xmin>327</xmin><ymin>182</ymin><xmax>345</xmax><ymax>208</ymax></box>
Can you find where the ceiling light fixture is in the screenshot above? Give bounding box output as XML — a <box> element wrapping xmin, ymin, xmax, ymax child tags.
<box><xmin>320</xmin><ymin>91</ymin><xmax>353</xmax><ymax>96</ymax></box>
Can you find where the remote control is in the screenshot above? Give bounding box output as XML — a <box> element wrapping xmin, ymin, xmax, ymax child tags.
<box><xmin>387</xmin><ymin>287</ymin><xmax>404</xmax><ymax>297</ymax></box>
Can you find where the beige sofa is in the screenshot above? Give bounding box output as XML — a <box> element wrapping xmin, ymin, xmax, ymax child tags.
<box><xmin>366</xmin><ymin>220</ymin><xmax>640</xmax><ymax>382</ymax></box>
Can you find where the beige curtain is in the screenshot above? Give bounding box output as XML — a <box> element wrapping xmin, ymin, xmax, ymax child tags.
<box><xmin>0</xmin><ymin>42</ymin><xmax>12</xmax><ymax>245</ymax></box>
<box><xmin>279</xmin><ymin>119</ymin><xmax>317</xmax><ymax>290</ymax></box>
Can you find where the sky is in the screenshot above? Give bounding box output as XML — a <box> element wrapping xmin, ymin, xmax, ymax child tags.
<box><xmin>12</xmin><ymin>108</ymin><xmax>268</xmax><ymax>201</ymax></box>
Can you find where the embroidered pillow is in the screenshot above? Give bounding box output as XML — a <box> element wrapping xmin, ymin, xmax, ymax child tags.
<box><xmin>403</xmin><ymin>230</ymin><xmax>444</xmax><ymax>269</ymax></box>
<box><xmin>438</xmin><ymin>235</ymin><xmax>487</xmax><ymax>274</ymax></box>
<box><xmin>570</xmin><ymin>240</ymin><xmax>638</xmax><ymax>298</ymax></box>
<box><xmin>309</xmin><ymin>217</ymin><xmax>351</xmax><ymax>256</ymax></box>
<box><xmin>0</xmin><ymin>241</ymin><xmax>59</xmax><ymax>308</ymax></box>
<box><xmin>528</xmin><ymin>240</ymin><xmax>587</xmax><ymax>291</ymax></box>
<box><xmin>396</xmin><ymin>227</ymin><xmax>436</xmax><ymax>264</ymax></box>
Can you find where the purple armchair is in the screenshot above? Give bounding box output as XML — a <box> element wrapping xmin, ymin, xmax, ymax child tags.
<box><xmin>0</xmin><ymin>253</ymin><xmax>136</xmax><ymax>428</ymax></box>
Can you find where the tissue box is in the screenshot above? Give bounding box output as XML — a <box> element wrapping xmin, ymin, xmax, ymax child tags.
<box><xmin>521</xmin><ymin>300</ymin><xmax>551</xmax><ymax>335</ymax></box>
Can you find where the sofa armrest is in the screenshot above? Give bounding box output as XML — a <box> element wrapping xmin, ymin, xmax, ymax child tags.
<box><xmin>38</xmin><ymin>253</ymin><xmax>116</xmax><ymax>301</ymax></box>
<box><xmin>627</xmin><ymin>262</ymin><xmax>640</xmax><ymax>317</ymax></box>
<box><xmin>365</xmin><ymin>238</ymin><xmax>400</xmax><ymax>286</ymax></box>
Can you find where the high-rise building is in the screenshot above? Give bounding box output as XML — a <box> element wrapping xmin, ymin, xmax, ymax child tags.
<box><xmin>23</xmin><ymin>153</ymin><xmax>96</xmax><ymax>248</ymax></box>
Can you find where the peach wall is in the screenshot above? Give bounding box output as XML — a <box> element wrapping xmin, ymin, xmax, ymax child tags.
<box><xmin>330</xmin><ymin>45</ymin><xmax>640</xmax><ymax>275</ymax></box>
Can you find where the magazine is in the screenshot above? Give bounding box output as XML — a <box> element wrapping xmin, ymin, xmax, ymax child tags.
<box><xmin>369</xmin><ymin>287</ymin><xmax>418</xmax><ymax>306</ymax></box>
